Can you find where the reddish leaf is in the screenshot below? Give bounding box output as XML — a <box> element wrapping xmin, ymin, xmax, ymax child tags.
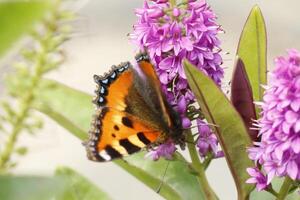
<box><xmin>231</xmin><ymin>57</ymin><xmax>259</xmax><ymax>141</ymax></box>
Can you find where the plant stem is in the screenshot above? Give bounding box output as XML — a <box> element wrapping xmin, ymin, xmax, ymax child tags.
<box><xmin>0</xmin><ymin>0</ymin><xmax>67</xmax><ymax>172</ymax></box>
<box><xmin>266</xmin><ymin>184</ymin><xmax>278</xmax><ymax>197</ymax></box>
<box><xmin>203</xmin><ymin>152</ymin><xmax>214</xmax><ymax>170</ymax></box>
<box><xmin>186</xmin><ymin>131</ymin><xmax>218</xmax><ymax>200</ymax></box>
<box><xmin>0</xmin><ymin>49</ymin><xmax>44</xmax><ymax>171</ymax></box>
<box><xmin>276</xmin><ymin>177</ymin><xmax>293</xmax><ymax>200</ymax></box>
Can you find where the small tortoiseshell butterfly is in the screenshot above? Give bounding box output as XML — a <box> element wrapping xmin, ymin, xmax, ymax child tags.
<box><xmin>84</xmin><ymin>53</ymin><xmax>185</xmax><ymax>162</ymax></box>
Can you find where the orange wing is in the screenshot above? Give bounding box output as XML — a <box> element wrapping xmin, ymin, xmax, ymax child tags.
<box><xmin>85</xmin><ymin>62</ymin><xmax>160</xmax><ymax>162</ymax></box>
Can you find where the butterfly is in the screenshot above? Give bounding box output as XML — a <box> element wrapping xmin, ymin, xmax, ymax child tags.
<box><xmin>84</xmin><ymin>53</ymin><xmax>185</xmax><ymax>162</ymax></box>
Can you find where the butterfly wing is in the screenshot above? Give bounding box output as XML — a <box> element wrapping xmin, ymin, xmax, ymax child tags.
<box><xmin>85</xmin><ymin>63</ymin><xmax>161</xmax><ymax>162</ymax></box>
<box><xmin>134</xmin><ymin>53</ymin><xmax>181</xmax><ymax>131</ymax></box>
<box><xmin>87</xmin><ymin>108</ymin><xmax>160</xmax><ymax>161</ymax></box>
<box><xmin>85</xmin><ymin>53</ymin><xmax>183</xmax><ymax>162</ymax></box>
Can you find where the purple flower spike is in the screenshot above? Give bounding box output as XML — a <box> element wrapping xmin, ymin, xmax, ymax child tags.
<box><xmin>146</xmin><ymin>140</ymin><xmax>177</xmax><ymax>161</ymax></box>
<box><xmin>246</xmin><ymin>168</ymin><xmax>268</xmax><ymax>191</ymax></box>
<box><xmin>131</xmin><ymin>0</ymin><xmax>223</xmax><ymax>116</ymax></box>
<box><xmin>131</xmin><ymin>0</ymin><xmax>224</xmax><ymax>160</ymax></box>
<box><xmin>247</xmin><ymin>49</ymin><xmax>300</xmax><ymax>188</ymax></box>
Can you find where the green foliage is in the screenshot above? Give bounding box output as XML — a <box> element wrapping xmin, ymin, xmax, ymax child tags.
<box><xmin>237</xmin><ymin>5</ymin><xmax>267</xmax><ymax>103</ymax></box>
<box><xmin>24</xmin><ymin>78</ymin><xmax>206</xmax><ymax>200</ymax></box>
<box><xmin>0</xmin><ymin>0</ymin><xmax>51</xmax><ymax>57</ymax></box>
<box><xmin>0</xmin><ymin>0</ymin><xmax>71</xmax><ymax>173</ymax></box>
<box><xmin>0</xmin><ymin>167</ymin><xmax>111</xmax><ymax>200</ymax></box>
<box><xmin>55</xmin><ymin>167</ymin><xmax>111</xmax><ymax>200</ymax></box>
<box><xmin>123</xmin><ymin>152</ymin><xmax>204</xmax><ymax>200</ymax></box>
<box><xmin>0</xmin><ymin>2</ymin><xmax>297</xmax><ymax>200</ymax></box>
<box><xmin>184</xmin><ymin>60</ymin><xmax>255</xmax><ymax>199</ymax></box>
<box><xmin>0</xmin><ymin>175</ymin><xmax>66</xmax><ymax>200</ymax></box>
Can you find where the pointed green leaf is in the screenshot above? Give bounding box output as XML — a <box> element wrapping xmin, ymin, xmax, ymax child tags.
<box><xmin>184</xmin><ymin>61</ymin><xmax>255</xmax><ymax>199</ymax></box>
<box><xmin>231</xmin><ymin>57</ymin><xmax>258</xmax><ymax>141</ymax></box>
<box><xmin>25</xmin><ymin>79</ymin><xmax>204</xmax><ymax>200</ymax></box>
<box><xmin>237</xmin><ymin>5</ymin><xmax>267</xmax><ymax>102</ymax></box>
<box><xmin>0</xmin><ymin>1</ymin><xmax>51</xmax><ymax>57</ymax></box>
<box><xmin>55</xmin><ymin>167</ymin><xmax>111</xmax><ymax>200</ymax></box>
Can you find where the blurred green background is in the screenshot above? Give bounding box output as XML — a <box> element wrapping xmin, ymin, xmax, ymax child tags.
<box><xmin>0</xmin><ymin>0</ymin><xmax>299</xmax><ymax>200</ymax></box>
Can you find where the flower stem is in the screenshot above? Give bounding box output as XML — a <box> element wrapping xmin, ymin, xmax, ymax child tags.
<box><xmin>0</xmin><ymin>0</ymin><xmax>69</xmax><ymax>172</ymax></box>
<box><xmin>266</xmin><ymin>184</ymin><xmax>278</xmax><ymax>197</ymax></box>
<box><xmin>0</xmin><ymin>46</ymin><xmax>44</xmax><ymax>171</ymax></box>
<box><xmin>276</xmin><ymin>177</ymin><xmax>293</xmax><ymax>200</ymax></box>
<box><xmin>203</xmin><ymin>152</ymin><xmax>214</xmax><ymax>170</ymax></box>
<box><xmin>186</xmin><ymin>131</ymin><xmax>218</xmax><ymax>200</ymax></box>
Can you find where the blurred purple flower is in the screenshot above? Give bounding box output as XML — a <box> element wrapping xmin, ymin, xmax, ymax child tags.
<box><xmin>246</xmin><ymin>168</ymin><xmax>268</xmax><ymax>191</ymax></box>
<box><xmin>146</xmin><ymin>140</ymin><xmax>177</xmax><ymax>161</ymax></box>
<box><xmin>247</xmin><ymin>49</ymin><xmax>300</xmax><ymax>188</ymax></box>
<box><xmin>131</xmin><ymin>0</ymin><xmax>223</xmax><ymax>160</ymax></box>
<box><xmin>196</xmin><ymin>120</ymin><xmax>222</xmax><ymax>158</ymax></box>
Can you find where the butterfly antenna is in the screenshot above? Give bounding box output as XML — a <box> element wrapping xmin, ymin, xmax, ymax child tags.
<box><xmin>156</xmin><ymin>161</ymin><xmax>170</xmax><ymax>194</ymax></box>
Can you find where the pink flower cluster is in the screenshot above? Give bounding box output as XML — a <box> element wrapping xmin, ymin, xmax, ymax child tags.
<box><xmin>131</xmin><ymin>0</ymin><xmax>223</xmax><ymax>160</ymax></box>
<box><xmin>247</xmin><ymin>49</ymin><xmax>300</xmax><ymax>190</ymax></box>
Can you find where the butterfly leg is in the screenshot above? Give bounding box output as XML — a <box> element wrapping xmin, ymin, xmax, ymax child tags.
<box><xmin>156</xmin><ymin>161</ymin><xmax>170</xmax><ymax>194</ymax></box>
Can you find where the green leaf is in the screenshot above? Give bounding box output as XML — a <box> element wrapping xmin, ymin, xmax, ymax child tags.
<box><xmin>231</xmin><ymin>57</ymin><xmax>258</xmax><ymax>141</ymax></box>
<box><xmin>0</xmin><ymin>169</ymin><xmax>111</xmax><ymax>200</ymax></box>
<box><xmin>25</xmin><ymin>79</ymin><xmax>205</xmax><ymax>200</ymax></box>
<box><xmin>55</xmin><ymin>166</ymin><xmax>111</xmax><ymax>200</ymax></box>
<box><xmin>0</xmin><ymin>175</ymin><xmax>65</xmax><ymax>200</ymax></box>
<box><xmin>0</xmin><ymin>0</ymin><xmax>51</xmax><ymax>57</ymax></box>
<box><xmin>184</xmin><ymin>61</ymin><xmax>255</xmax><ymax>199</ymax></box>
<box><xmin>237</xmin><ymin>5</ymin><xmax>267</xmax><ymax>102</ymax></box>
<box><xmin>121</xmin><ymin>152</ymin><xmax>204</xmax><ymax>200</ymax></box>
